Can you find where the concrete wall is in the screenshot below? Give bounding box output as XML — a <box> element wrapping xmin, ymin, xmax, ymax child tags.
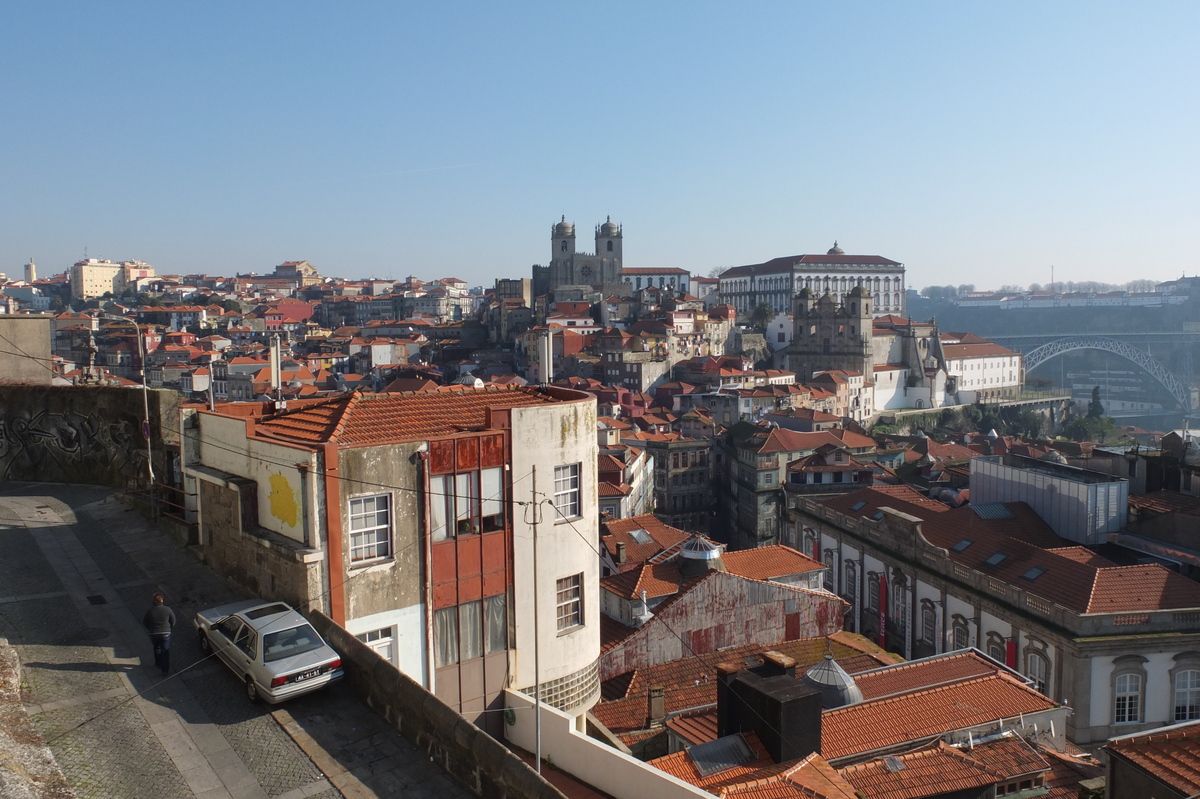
<box><xmin>195</xmin><ymin>477</ymin><xmax>326</xmax><ymax>612</ymax></box>
<box><xmin>0</xmin><ymin>383</ymin><xmax>174</xmax><ymax>488</ymax></box>
<box><xmin>504</xmin><ymin>688</ymin><xmax>709</xmax><ymax>799</ymax></box>
<box><xmin>308</xmin><ymin>610</ymin><xmax>566</xmax><ymax>799</ymax></box>
<box><xmin>508</xmin><ymin>396</ymin><xmax>601</xmax><ymax>711</ymax></box>
<box><xmin>0</xmin><ymin>315</ymin><xmax>52</xmax><ymax>385</ymax></box>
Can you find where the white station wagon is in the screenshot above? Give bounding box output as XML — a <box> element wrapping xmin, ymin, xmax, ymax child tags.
<box><xmin>194</xmin><ymin>600</ymin><xmax>343</xmax><ymax>704</ymax></box>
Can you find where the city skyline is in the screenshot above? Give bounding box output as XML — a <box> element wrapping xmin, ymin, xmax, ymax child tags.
<box><xmin>3</xmin><ymin>2</ymin><xmax>1196</xmax><ymax>288</ymax></box>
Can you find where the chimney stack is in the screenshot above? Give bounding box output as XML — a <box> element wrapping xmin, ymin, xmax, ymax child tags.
<box><xmin>715</xmin><ymin>655</ymin><xmax>822</xmax><ymax>765</ymax></box>
<box><xmin>647</xmin><ymin>686</ymin><xmax>665</xmax><ymax>728</ymax></box>
<box><xmin>616</xmin><ymin>542</ymin><xmax>626</xmax><ymax>564</ymax></box>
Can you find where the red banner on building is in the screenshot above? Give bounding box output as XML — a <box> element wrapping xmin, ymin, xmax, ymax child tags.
<box><xmin>878</xmin><ymin>574</ymin><xmax>888</xmax><ymax>648</ymax></box>
<box><xmin>1006</xmin><ymin>639</ymin><xmax>1018</xmax><ymax>668</ymax></box>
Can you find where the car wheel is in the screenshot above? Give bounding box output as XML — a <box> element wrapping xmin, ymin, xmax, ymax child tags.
<box><xmin>199</xmin><ymin>632</ymin><xmax>211</xmax><ymax>654</ymax></box>
<box><xmin>245</xmin><ymin>676</ymin><xmax>260</xmax><ymax>704</ymax></box>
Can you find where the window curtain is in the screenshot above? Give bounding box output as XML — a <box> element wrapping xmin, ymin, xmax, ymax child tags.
<box><xmin>430</xmin><ymin>475</ymin><xmax>449</xmax><ymax>542</ymax></box>
<box><xmin>481</xmin><ymin>467</ymin><xmax>504</xmax><ymax>517</ymax></box>
<box><xmin>485</xmin><ymin>594</ymin><xmax>508</xmax><ymax>654</ymax></box>
<box><xmin>459</xmin><ymin>600</ymin><xmax>482</xmax><ymax>661</ymax></box>
<box><xmin>434</xmin><ymin>607</ymin><xmax>458</xmax><ymax>667</ymax></box>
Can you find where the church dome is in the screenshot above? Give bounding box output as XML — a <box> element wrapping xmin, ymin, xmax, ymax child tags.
<box><xmin>600</xmin><ymin>216</ymin><xmax>620</xmax><ymax>236</ymax></box>
<box><xmin>802</xmin><ymin>654</ymin><xmax>863</xmax><ymax>709</ymax></box>
<box><xmin>848</xmin><ymin>285</ymin><xmax>869</xmax><ymax>298</ymax></box>
<box><xmin>827</xmin><ymin>241</ymin><xmax>845</xmax><ymax>255</ymax></box>
<box><xmin>554</xmin><ymin>216</ymin><xmax>574</xmax><ymax>236</ymax></box>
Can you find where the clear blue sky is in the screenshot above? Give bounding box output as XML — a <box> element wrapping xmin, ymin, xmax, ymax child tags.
<box><xmin>3</xmin><ymin>2</ymin><xmax>1196</xmax><ymax>290</ymax></box>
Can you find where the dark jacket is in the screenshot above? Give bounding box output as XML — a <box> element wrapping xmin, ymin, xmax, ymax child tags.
<box><xmin>143</xmin><ymin>604</ymin><xmax>176</xmax><ymax>635</ymax></box>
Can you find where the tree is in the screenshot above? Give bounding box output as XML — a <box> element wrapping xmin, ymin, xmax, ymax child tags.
<box><xmin>749</xmin><ymin>302</ymin><xmax>775</xmax><ymax>331</ymax></box>
<box><xmin>1088</xmin><ymin>386</ymin><xmax>1104</xmax><ymax>419</ymax></box>
<box><xmin>708</xmin><ymin>266</ymin><xmax>725</xmax><ymax>278</ymax></box>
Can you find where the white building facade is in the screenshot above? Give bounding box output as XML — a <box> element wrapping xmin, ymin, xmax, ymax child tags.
<box><xmin>719</xmin><ymin>243</ymin><xmax>906</xmax><ymax>317</ymax></box>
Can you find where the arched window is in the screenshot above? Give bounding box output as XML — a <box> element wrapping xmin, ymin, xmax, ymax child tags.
<box><xmin>951</xmin><ymin>615</ymin><xmax>969</xmax><ymax>649</ymax></box>
<box><xmin>607</xmin><ymin>240</ymin><xmax>613</xmax><ymax>252</ymax></box>
<box><xmin>867</xmin><ymin>572</ymin><xmax>880</xmax><ymax>612</ymax></box>
<box><xmin>1115</xmin><ymin>673</ymin><xmax>1142</xmax><ymax>723</ymax></box>
<box><xmin>920</xmin><ymin>600</ymin><xmax>937</xmax><ymax>645</ymax></box>
<box><xmin>1025</xmin><ymin>651</ymin><xmax>1049</xmax><ymax>695</ymax></box>
<box><xmin>985</xmin><ymin>632</ymin><xmax>1007</xmax><ymax>664</ymax></box>
<box><xmin>560</xmin><ymin>240</ymin><xmax>568</xmax><ymax>252</ymax></box>
<box><xmin>850</xmin><ymin>302</ymin><xmax>857</xmax><ymax>315</ymax></box>
<box><xmin>1112</xmin><ymin>655</ymin><xmax>1147</xmax><ymax>724</ymax></box>
<box><xmin>1176</xmin><ymin>669</ymin><xmax>1200</xmax><ymax>721</ymax></box>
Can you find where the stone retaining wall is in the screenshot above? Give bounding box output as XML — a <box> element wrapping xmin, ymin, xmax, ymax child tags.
<box><xmin>308</xmin><ymin>610</ymin><xmax>565</xmax><ymax>799</ymax></box>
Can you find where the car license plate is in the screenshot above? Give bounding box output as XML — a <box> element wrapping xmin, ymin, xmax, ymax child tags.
<box><xmin>294</xmin><ymin>667</ymin><xmax>322</xmax><ymax>683</ymax></box>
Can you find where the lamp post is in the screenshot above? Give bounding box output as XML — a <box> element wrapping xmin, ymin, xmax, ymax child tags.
<box><xmin>105</xmin><ymin>315</ymin><xmax>155</xmax><ymax>500</ymax></box>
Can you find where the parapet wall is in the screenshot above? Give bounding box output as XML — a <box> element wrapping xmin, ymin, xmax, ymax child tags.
<box><xmin>308</xmin><ymin>610</ymin><xmax>566</xmax><ymax>799</ymax></box>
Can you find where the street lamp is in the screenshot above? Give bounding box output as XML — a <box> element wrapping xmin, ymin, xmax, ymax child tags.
<box><xmin>103</xmin><ymin>315</ymin><xmax>156</xmax><ymax>500</ymax></box>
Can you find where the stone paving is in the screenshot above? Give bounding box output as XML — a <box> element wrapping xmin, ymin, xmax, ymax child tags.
<box><xmin>0</xmin><ymin>483</ymin><xmax>469</xmax><ymax>799</ymax></box>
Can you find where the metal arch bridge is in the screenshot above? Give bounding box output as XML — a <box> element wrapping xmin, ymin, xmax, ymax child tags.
<box><xmin>1022</xmin><ymin>336</ymin><xmax>1192</xmax><ymax>411</ymax></box>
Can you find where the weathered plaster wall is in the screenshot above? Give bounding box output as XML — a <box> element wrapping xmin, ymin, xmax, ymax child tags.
<box><xmin>0</xmin><ymin>384</ymin><xmax>174</xmax><ymax>488</ymax></box>
<box><xmin>0</xmin><ymin>315</ymin><xmax>52</xmax><ymax>386</ymax></box>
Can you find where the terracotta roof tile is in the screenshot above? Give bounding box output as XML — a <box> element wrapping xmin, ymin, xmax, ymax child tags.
<box><xmin>648</xmin><ymin>731</ymin><xmax>774</xmax><ymax>789</ymax></box>
<box><xmin>722</xmin><ymin>546</ymin><xmax>824</xmax><ymax>582</ymax></box>
<box><xmin>1106</xmin><ymin>720</ymin><xmax>1200</xmax><ymax>794</ymax></box>
<box><xmin>816</xmin><ymin>487</ymin><xmax>1200</xmax><ymax>613</ymax></box>
<box><xmin>601</xmin><ymin>514</ymin><xmax>691</xmax><ymax>565</ymax></box>
<box><xmin>968</xmin><ymin>736</ymin><xmax>1051</xmax><ymax>780</ymax></box>
<box><xmin>852</xmin><ymin>650</ymin><xmax>1004</xmax><ymax>700</ymax></box>
<box><xmin>244</xmin><ymin>385</ymin><xmax>574</xmax><ymax>446</ymax></box>
<box><xmin>821</xmin><ymin>672</ymin><xmax>1056</xmax><ymax>761</ymax></box>
<box><xmin>717</xmin><ymin>754</ymin><xmax>860</xmax><ymax>799</ymax></box>
<box><xmin>840</xmin><ymin>742</ymin><xmax>1000</xmax><ymax>799</ymax></box>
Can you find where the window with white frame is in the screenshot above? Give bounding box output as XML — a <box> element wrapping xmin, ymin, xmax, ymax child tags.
<box><xmin>1176</xmin><ymin>669</ymin><xmax>1200</xmax><ymax>721</ymax></box>
<box><xmin>1026</xmin><ymin>650</ymin><xmax>1049</xmax><ymax>695</ymax></box>
<box><xmin>921</xmin><ymin>602</ymin><xmax>936</xmax><ymax>645</ymax></box>
<box><xmin>556</xmin><ymin>573</ymin><xmax>584</xmax><ymax>632</ymax></box>
<box><xmin>430</xmin><ymin>466</ymin><xmax>505</xmax><ymax>541</ymax></box>
<box><xmin>1114</xmin><ymin>673</ymin><xmax>1142</xmax><ymax>723</ymax></box>
<box><xmin>952</xmin><ymin>617</ymin><xmax>969</xmax><ymax>649</ymax></box>
<box><xmin>554</xmin><ymin>464</ymin><xmax>581</xmax><ymax>519</ymax></box>
<box><xmin>356</xmin><ymin>627</ymin><xmax>396</xmax><ymax>664</ymax></box>
<box><xmin>349</xmin><ymin>494</ymin><xmax>391</xmax><ymax>562</ymax></box>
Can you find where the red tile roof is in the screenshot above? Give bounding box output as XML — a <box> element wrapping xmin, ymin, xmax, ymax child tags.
<box><xmin>840</xmin><ymin>742</ymin><xmax>1001</xmax><ymax>799</ymax></box>
<box><xmin>821</xmin><ymin>672</ymin><xmax>1057</xmax><ymax>760</ymax></box>
<box><xmin>717</xmin><ymin>754</ymin><xmax>860</xmax><ymax>799</ymax></box>
<box><xmin>239</xmin><ymin>385</ymin><xmax>581</xmax><ymax>447</ymax></box>
<box><xmin>721</xmin><ymin>546</ymin><xmax>824</xmax><ymax>582</ymax></box>
<box><xmin>1105</xmin><ymin>720</ymin><xmax>1200</xmax><ymax>794</ymax></box>
<box><xmin>601</xmin><ymin>514</ymin><xmax>691</xmax><ymax>566</ymax></box>
<box><xmin>852</xmin><ymin>650</ymin><xmax>1004</xmax><ymax>701</ymax></box>
<box><xmin>816</xmin><ymin>487</ymin><xmax>1200</xmax><ymax>613</ymax></box>
<box><xmin>648</xmin><ymin>732</ymin><xmax>775</xmax><ymax>789</ymax></box>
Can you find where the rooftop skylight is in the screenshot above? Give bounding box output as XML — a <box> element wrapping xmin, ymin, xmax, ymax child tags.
<box><xmin>1021</xmin><ymin>566</ymin><xmax>1048</xmax><ymax>581</ymax></box>
<box><xmin>952</xmin><ymin>539</ymin><xmax>973</xmax><ymax>552</ymax></box>
<box><xmin>984</xmin><ymin>552</ymin><xmax>1008</xmax><ymax>566</ymax></box>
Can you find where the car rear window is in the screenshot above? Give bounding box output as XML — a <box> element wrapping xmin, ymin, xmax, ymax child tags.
<box><xmin>262</xmin><ymin>624</ymin><xmax>324</xmax><ymax>662</ymax></box>
<box><xmin>244</xmin><ymin>603</ymin><xmax>291</xmax><ymax>620</ymax></box>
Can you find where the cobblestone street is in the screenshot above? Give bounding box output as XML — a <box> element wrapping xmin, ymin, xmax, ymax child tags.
<box><xmin>0</xmin><ymin>483</ymin><xmax>470</xmax><ymax>799</ymax></box>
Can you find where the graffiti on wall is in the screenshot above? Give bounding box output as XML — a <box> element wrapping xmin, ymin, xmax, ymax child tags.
<box><xmin>0</xmin><ymin>407</ymin><xmax>146</xmax><ymax>486</ymax></box>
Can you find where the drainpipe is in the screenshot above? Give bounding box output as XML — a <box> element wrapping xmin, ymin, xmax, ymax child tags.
<box><xmin>418</xmin><ymin>448</ymin><xmax>435</xmax><ymax>690</ymax></box>
<box><xmin>321</xmin><ymin>442</ymin><xmax>346</xmax><ymax>625</ymax></box>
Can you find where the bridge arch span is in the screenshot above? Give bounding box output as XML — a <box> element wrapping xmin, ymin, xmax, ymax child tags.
<box><xmin>1023</xmin><ymin>336</ymin><xmax>1191</xmax><ymax>411</ymax></box>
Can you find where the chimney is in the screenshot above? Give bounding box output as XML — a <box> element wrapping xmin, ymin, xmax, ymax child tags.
<box><xmin>616</xmin><ymin>542</ymin><xmax>626</xmax><ymax>564</ymax></box>
<box><xmin>715</xmin><ymin>656</ymin><xmax>822</xmax><ymax>765</ymax></box>
<box><xmin>647</xmin><ymin>686</ymin><xmax>666</xmax><ymax>727</ymax></box>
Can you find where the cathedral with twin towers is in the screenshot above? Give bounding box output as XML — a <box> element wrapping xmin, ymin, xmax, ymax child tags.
<box><xmin>532</xmin><ymin>215</ymin><xmax>627</xmax><ymax>298</ymax></box>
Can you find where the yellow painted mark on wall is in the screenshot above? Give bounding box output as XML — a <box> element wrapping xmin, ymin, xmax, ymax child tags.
<box><xmin>268</xmin><ymin>473</ymin><xmax>299</xmax><ymax>527</ymax></box>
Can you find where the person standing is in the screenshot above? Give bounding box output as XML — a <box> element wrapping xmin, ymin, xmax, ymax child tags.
<box><xmin>143</xmin><ymin>592</ymin><xmax>176</xmax><ymax>675</ymax></box>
